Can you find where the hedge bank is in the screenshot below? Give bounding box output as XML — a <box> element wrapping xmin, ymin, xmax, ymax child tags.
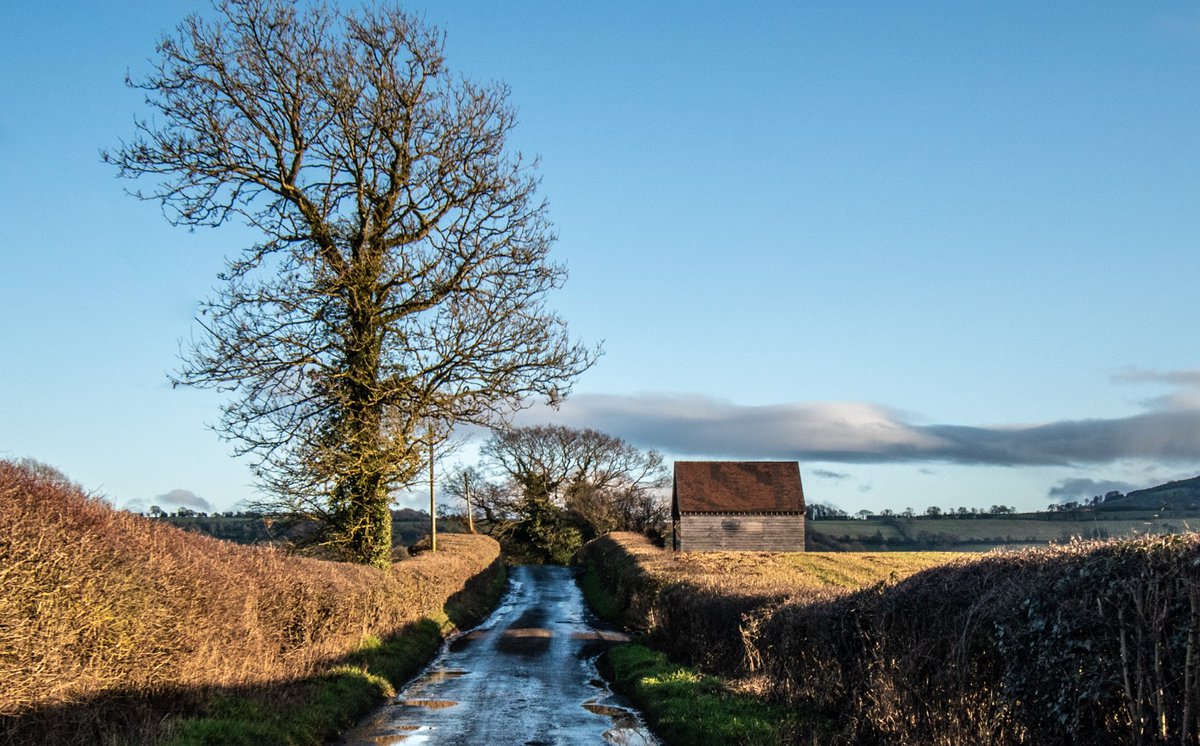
<box><xmin>582</xmin><ymin>531</ymin><xmax>1200</xmax><ymax>744</ymax></box>
<box><xmin>0</xmin><ymin>459</ymin><xmax>502</xmax><ymax>744</ymax></box>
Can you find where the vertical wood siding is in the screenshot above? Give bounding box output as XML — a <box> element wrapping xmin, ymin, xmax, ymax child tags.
<box><xmin>678</xmin><ymin>514</ymin><xmax>805</xmax><ymax>552</ymax></box>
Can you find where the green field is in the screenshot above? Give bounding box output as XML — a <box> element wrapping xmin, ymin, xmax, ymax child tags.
<box><xmin>809</xmin><ymin>510</ymin><xmax>1200</xmax><ymax>551</ymax></box>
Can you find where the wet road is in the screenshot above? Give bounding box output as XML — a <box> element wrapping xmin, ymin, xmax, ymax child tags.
<box><xmin>340</xmin><ymin>565</ymin><xmax>659</xmax><ymax>746</ymax></box>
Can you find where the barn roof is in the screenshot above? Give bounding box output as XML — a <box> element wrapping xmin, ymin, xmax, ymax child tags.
<box><xmin>673</xmin><ymin>461</ymin><xmax>805</xmax><ymax>514</ymax></box>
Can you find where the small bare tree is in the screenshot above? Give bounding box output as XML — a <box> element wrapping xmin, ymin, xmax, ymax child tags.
<box><xmin>478</xmin><ymin>425</ymin><xmax>670</xmax><ymax>538</ymax></box>
<box><xmin>105</xmin><ymin>0</ymin><xmax>596</xmax><ymax>566</ymax></box>
<box><xmin>442</xmin><ymin>465</ymin><xmax>520</xmax><ymax>537</ymax></box>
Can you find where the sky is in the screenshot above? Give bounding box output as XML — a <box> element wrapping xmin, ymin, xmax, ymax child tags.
<box><xmin>2</xmin><ymin>1</ymin><xmax>1199</xmax><ymax>516</ymax></box>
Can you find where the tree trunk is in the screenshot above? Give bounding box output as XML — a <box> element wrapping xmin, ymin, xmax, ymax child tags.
<box><xmin>336</xmin><ymin>278</ymin><xmax>393</xmax><ymax>567</ymax></box>
<box><xmin>337</xmin><ymin>470</ymin><xmax>392</xmax><ymax>568</ymax></box>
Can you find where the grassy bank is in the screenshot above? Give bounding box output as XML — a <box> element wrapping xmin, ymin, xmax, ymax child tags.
<box><xmin>583</xmin><ymin>531</ymin><xmax>1200</xmax><ymax>744</ymax></box>
<box><xmin>169</xmin><ymin>558</ymin><xmax>508</xmax><ymax>745</ymax></box>
<box><xmin>166</xmin><ymin>619</ymin><xmax>446</xmax><ymax>745</ymax></box>
<box><xmin>603</xmin><ymin>644</ymin><xmax>809</xmax><ymax>745</ymax></box>
<box><xmin>0</xmin><ymin>459</ymin><xmax>503</xmax><ymax>744</ymax></box>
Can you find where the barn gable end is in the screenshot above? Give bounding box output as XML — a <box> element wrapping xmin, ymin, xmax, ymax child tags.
<box><xmin>672</xmin><ymin>461</ymin><xmax>806</xmax><ymax>552</ymax></box>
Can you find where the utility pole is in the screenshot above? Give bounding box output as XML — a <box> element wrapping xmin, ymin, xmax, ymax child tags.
<box><xmin>428</xmin><ymin>423</ymin><xmax>437</xmax><ymax>552</ymax></box>
<box><xmin>464</xmin><ymin>471</ymin><xmax>476</xmax><ymax>534</ymax></box>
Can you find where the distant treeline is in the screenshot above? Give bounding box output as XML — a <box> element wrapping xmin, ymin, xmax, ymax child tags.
<box><xmin>156</xmin><ymin>508</ymin><xmax>463</xmax><ymax>550</ymax></box>
<box><xmin>808</xmin><ymin>473</ymin><xmax>1200</xmax><ymax>521</ymax></box>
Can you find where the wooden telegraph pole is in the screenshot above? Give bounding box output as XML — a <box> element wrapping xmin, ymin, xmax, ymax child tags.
<box><xmin>428</xmin><ymin>423</ymin><xmax>437</xmax><ymax>552</ymax></box>
<box><xmin>464</xmin><ymin>471</ymin><xmax>476</xmax><ymax>534</ymax></box>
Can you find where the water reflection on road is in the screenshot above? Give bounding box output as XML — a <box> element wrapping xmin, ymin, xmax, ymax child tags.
<box><xmin>340</xmin><ymin>565</ymin><xmax>659</xmax><ymax>746</ymax></box>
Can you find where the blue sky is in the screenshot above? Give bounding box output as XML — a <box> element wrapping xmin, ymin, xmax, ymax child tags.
<box><xmin>3</xmin><ymin>1</ymin><xmax>1199</xmax><ymax>515</ymax></box>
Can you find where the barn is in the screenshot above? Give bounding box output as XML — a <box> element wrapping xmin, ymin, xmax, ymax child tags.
<box><xmin>671</xmin><ymin>461</ymin><xmax>806</xmax><ymax>552</ymax></box>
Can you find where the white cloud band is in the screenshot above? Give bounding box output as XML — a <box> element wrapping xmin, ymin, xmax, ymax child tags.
<box><xmin>516</xmin><ymin>375</ymin><xmax>1200</xmax><ymax>467</ymax></box>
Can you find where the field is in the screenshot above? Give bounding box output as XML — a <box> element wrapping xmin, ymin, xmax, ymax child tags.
<box><xmin>609</xmin><ymin>533</ymin><xmax>956</xmax><ymax>596</ymax></box>
<box><xmin>583</xmin><ymin>531</ymin><xmax>1200</xmax><ymax>744</ymax></box>
<box><xmin>666</xmin><ymin>547</ymin><xmax>959</xmax><ymax>590</ymax></box>
<box><xmin>0</xmin><ymin>459</ymin><xmax>503</xmax><ymax>745</ymax></box>
<box><xmin>810</xmin><ymin>510</ymin><xmax>1200</xmax><ymax>551</ymax></box>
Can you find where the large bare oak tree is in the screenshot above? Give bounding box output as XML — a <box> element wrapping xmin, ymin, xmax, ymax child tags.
<box><xmin>105</xmin><ymin>0</ymin><xmax>596</xmax><ymax>566</ymax></box>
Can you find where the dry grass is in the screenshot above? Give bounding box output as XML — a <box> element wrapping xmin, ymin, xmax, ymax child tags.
<box><xmin>585</xmin><ymin>532</ymin><xmax>954</xmax><ymax>607</ymax></box>
<box><xmin>664</xmin><ymin>547</ymin><xmax>958</xmax><ymax>593</ymax></box>
<box><xmin>584</xmin><ymin>530</ymin><xmax>1200</xmax><ymax>744</ymax></box>
<box><xmin>0</xmin><ymin>459</ymin><xmax>499</xmax><ymax>741</ymax></box>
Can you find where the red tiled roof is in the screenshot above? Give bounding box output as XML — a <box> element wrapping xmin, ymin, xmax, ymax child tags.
<box><xmin>673</xmin><ymin>461</ymin><xmax>805</xmax><ymax>514</ymax></box>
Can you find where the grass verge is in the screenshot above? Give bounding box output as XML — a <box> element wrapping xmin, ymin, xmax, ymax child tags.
<box><xmin>578</xmin><ymin>564</ymin><xmax>622</xmax><ymax>623</ymax></box>
<box><xmin>602</xmin><ymin>644</ymin><xmax>817</xmax><ymax>745</ymax></box>
<box><xmin>166</xmin><ymin>619</ymin><xmax>444</xmax><ymax>745</ymax></box>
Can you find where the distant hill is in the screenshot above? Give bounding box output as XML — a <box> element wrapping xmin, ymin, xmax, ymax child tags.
<box><xmin>808</xmin><ymin>474</ymin><xmax>1200</xmax><ymax>551</ymax></box>
<box><xmin>1102</xmin><ymin>475</ymin><xmax>1200</xmax><ymax>511</ymax></box>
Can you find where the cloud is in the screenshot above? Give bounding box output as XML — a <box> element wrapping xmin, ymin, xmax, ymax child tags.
<box><xmin>517</xmin><ymin>394</ymin><xmax>949</xmax><ymax>461</ymax></box>
<box><xmin>155</xmin><ymin>488</ymin><xmax>213</xmax><ymax>512</ymax></box>
<box><xmin>1113</xmin><ymin>368</ymin><xmax>1200</xmax><ymax>388</ymax></box>
<box><xmin>811</xmin><ymin>469</ymin><xmax>851</xmax><ymax>480</ymax></box>
<box><xmin>515</xmin><ymin>376</ymin><xmax>1200</xmax><ymax>467</ymax></box>
<box><xmin>1047</xmin><ymin>478</ymin><xmax>1137</xmax><ymax>503</ymax></box>
<box><xmin>123</xmin><ymin>498</ymin><xmax>150</xmax><ymax>513</ymax></box>
<box><xmin>921</xmin><ymin>410</ymin><xmax>1200</xmax><ymax>465</ymax></box>
<box><xmin>1114</xmin><ymin>368</ymin><xmax>1200</xmax><ymax>411</ymax></box>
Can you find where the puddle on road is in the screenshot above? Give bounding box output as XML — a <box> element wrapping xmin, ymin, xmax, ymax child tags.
<box><xmin>398</xmin><ymin>699</ymin><xmax>459</xmax><ymax>709</ymax></box>
<box><xmin>572</xmin><ymin>631</ymin><xmax>631</xmax><ymax>662</ymax></box>
<box><xmin>576</xmin><ymin>638</ymin><xmax>615</xmax><ymax>661</ymax></box>
<box><xmin>354</xmin><ymin>723</ymin><xmax>430</xmax><ymax>745</ymax></box>
<box><xmin>583</xmin><ymin>702</ymin><xmax>631</xmax><ymax>718</ymax></box>
<box><xmin>583</xmin><ymin>699</ymin><xmax>657</xmax><ymax>746</ymax></box>
<box><xmin>447</xmin><ymin>630</ymin><xmax>485</xmax><ymax>652</ymax></box>
<box><xmin>502</xmin><ymin>627</ymin><xmax>553</xmax><ymax>638</ymax></box>
<box><xmin>497</xmin><ymin>625</ymin><xmax>553</xmax><ymax>655</ymax></box>
<box><xmin>602</xmin><ymin>725</ymin><xmax>656</xmax><ymax>746</ymax></box>
<box><xmin>422</xmin><ymin>668</ymin><xmax>469</xmax><ymax>683</ymax></box>
<box><xmin>510</xmin><ymin>607</ymin><xmax>550</xmax><ymax>628</ymax></box>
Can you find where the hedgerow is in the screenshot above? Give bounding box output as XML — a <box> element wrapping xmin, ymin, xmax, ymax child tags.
<box><xmin>0</xmin><ymin>459</ymin><xmax>500</xmax><ymax>744</ymax></box>
<box><xmin>583</xmin><ymin>531</ymin><xmax>1200</xmax><ymax>744</ymax></box>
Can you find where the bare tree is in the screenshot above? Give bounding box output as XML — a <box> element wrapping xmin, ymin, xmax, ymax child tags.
<box><xmin>441</xmin><ymin>464</ymin><xmax>520</xmax><ymax>537</ymax></box>
<box><xmin>477</xmin><ymin>425</ymin><xmax>670</xmax><ymax>538</ymax></box>
<box><xmin>104</xmin><ymin>0</ymin><xmax>596</xmax><ymax>566</ymax></box>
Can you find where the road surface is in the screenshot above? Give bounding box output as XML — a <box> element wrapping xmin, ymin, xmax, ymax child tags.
<box><xmin>340</xmin><ymin>564</ymin><xmax>659</xmax><ymax>745</ymax></box>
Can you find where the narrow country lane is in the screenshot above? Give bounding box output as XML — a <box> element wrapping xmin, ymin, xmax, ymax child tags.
<box><xmin>340</xmin><ymin>565</ymin><xmax>659</xmax><ymax>746</ymax></box>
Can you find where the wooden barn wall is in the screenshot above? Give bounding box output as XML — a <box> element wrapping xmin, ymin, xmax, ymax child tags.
<box><xmin>678</xmin><ymin>514</ymin><xmax>805</xmax><ymax>552</ymax></box>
